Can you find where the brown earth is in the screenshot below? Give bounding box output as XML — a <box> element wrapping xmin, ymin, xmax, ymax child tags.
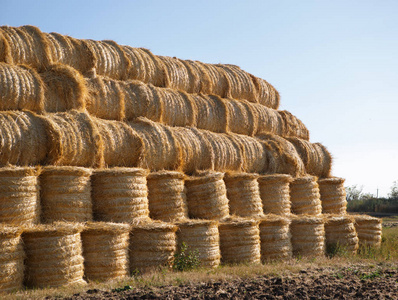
<box><xmin>51</xmin><ymin>266</ymin><xmax>398</xmax><ymax>300</ymax></box>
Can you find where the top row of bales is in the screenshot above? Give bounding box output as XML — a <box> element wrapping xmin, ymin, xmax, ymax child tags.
<box><xmin>0</xmin><ymin>25</ymin><xmax>280</xmax><ymax>109</ymax></box>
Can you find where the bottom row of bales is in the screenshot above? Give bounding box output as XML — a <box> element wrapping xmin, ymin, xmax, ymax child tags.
<box><xmin>0</xmin><ymin>214</ymin><xmax>382</xmax><ymax>293</ymax></box>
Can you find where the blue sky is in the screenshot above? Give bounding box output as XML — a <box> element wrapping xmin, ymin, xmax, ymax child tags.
<box><xmin>2</xmin><ymin>0</ymin><xmax>397</xmax><ymax>196</ymax></box>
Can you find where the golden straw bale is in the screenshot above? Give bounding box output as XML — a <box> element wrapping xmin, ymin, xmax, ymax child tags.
<box><xmin>147</xmin><ymin>171</ymin><xmax>188</xmax><ymax>222</ymax></box>
<box><xmin>129</xmin><ymin>221</ymin><xmax>178</xmax><ymax>273</ymax></box>
<box><xmin>172</xmin><ymin>127</ymin><xmax>214</xmax><ymax>174</ymax></box>
<box><xmin>258</xmin><ymin>174</ymin><xmax>293</xmax><ymax>216</ymax></box>
<box><xmin>278</xmin><ymin>111</ymin><xmax>310</xmax><ymax>141</ymax></box>
<box><xmin>42</xmin><ymin>110</ymin><xmax>103</xmax><ymax>167</ymax></box>
<box><xmin>185</xmin><ymin>172</ymin><xmax>229</xmax><ymax>220</ymax></box>
<box><xmin>191</xmin><ymin>94</ymin><xmax>228</xmax><ymax>133</ymax></box>
<box><xmin>218</xmin><ymin>218</ymin><xmax>261</xmax><ymax>264</ymax></box>
<box><xmin>286</xmin><ymin>137</ymin><xmax>332</xmax><ymax>178</ymax></box>
<box><xmin>250</xmin><ymin>76</ymin><xmax>280</xmax><ymax>109</ymax></box>
<box><xmin>318</xmin><ymin>177</ymin><xmax>347</xmax><ymax>214</ymax></box>
<box><xmin>122</xmin><ymin>46</ymin><xmax>147</xmax><ymax>82</ymax></box>
<box><xmin>0</xmin><ymin>63</ymin><xmax>44</xmax><ymax>112</ymax></box>
<box><xmin>40</xmin><ymin>63</ymin><xmax>86</xmax><ymax>112</ymax></box>
<box><xmin>179</xmin><ymin>60</ymin><xmax>210</xmax><ymax>93</ymax></box>
<box><xmin>45</xmin><ymin>32</ymin><xmax>96</xmax><ymax>76</ymax></box>
<box><xmin>0</xmin><ymin>28</ymin><xmax>12</xmax><ymax>63</ymax></box>
<box><xmin>290</xmin><ymin>215</ymin><xmax>325</xmax><ymax>257</ymax></box>
<box><xmin>259</xmin><ymin>215</ymin><xmax>292</xmax><ymax>261</ymax></box>
<box><xmin>85</xmin><ymin>39</ymin><xmax>130</xmax><ymax>80</ymax></box>
<box><xmin>86</xmin><ymin>76</ymin><xmax>124</xmax><ymax>121</ymax></box>
<box><xmin>224</xmin><ymin>172</ymin><xmax>264</xmax><ymax>218</ymax></box>
<box><xmin>0</xmin><ymin>226</ymin><xmax>24</xmax><ymax>294</ymax></box>
<box><xmin>0</xmin><ymin>25</ymin><xmax>52</xmax><ymax>71</ymax></box>
<box><xmin>176</xmin><ymin>220</ymin><xmax>220</xmax><ymax>268</ymax></box>
<box><xmin>0</xmin><ymin>111</ymin><xmax>48</xmax><ymax>166</ymax></box>
<box><xmin>39</xmin><ymin>166</ymin><xmax>92</xmax><ymax>223</ymax></box>
<box><xmin>290</xmin><ymin>176</ymin><xmax>322</xmax><ymax>216</ymax></box>
<box><xmin>324</xmin><ymin>215</ymin><xmax>358</xmax><ymax>254</ymax></box>
<box><xmin>196</xmin><ymin>62</ymin><xmax>229</xmax><ymax>97</ymax></box>
<box><xmin>353</xmin><ymin>215</ymin><xmax>382</xmax><ymax>248</ymax></box>
<box><xmin>92</xmin><ymin>117</ymin><xmax>143</xmax><ymax>167</ymax></box>
<box><xmin>249</xmin><ymin>103</ymin><xmax>283</xmax><ymax>136</ymax></box>
<box><xmin>226</xmin><ymin>99</ymin><xmax>256</xmax><ymax>136</ymax></box>
<box><xmin>92</xmin><ymin>168</ymin><xmax>150</xmax><ymax>223</ymax></box>
<box><xmin>158</xmin><ymin>56</ymin><xmax>191</xmax><ymax>91</ymax></box>
<box><xmin>128</xmin><ymin>118</ymin><xmax>181</xmax><ymax>171</ymax></box>
<box><xmin>81</xmin><ymin>222</ymin><xmax>130</xmax><ymax>282</ymax></box>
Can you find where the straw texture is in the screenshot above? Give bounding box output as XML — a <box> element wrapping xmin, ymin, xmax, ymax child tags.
<box><xmin>258</xmin><ymin>174</ymin><xmax>293</xmax><ymax>216</ymax></box>
<box><xmin>192</xmin><ymin>94</ymin><xmax>228</xmax><ymax>133</ymax></box>
<box><xmin>158</xmin><ymin>56</ymin><xmax>191</xmax><ymax>92</ymax></box>
<box><xmin>223</xmin><ymin>173</ymin><xmax>264</xmax><ymax>218</ymax></box>
<box><xmin>92</xmin><ymin>168</ymin><xmax>149</xmax><ymax>223</ymax></box>
<box><xmin>290</xmin><ymin>176</ymin><xmax>322</xmax><ymax>216</ymax></box>
<box><xmin>129</xmin><ymin>222</ymin><xmax>178</xmax><ymax>273</ymax></box>
<box><xmin>81</xmin><ymin>222</ymin><xmax>130</xmax><ymax>281</ymax></box>
<box><xmin>251</xmin><ymin>76</ymin><xmax>280</xmax><ymax>109</ymax></box>
<box><xmin>226</xmin><ymin>99</ymin><xmax>256</xmax><ymax>136</ymax></box>
<box><xmin>324</xmin><ymin>215</ymin><xmax>358</xmax><ymax>254</ymax></box>
<box><xmin>353</xmin><ymin>215</ymin><xmax>382</xmax><ymax>247</ymax></box>
<box><xmin>147</xmin><ymin>171</ymin><xmax>188</xmax><ymax>222</ymax></box>
<box><xmin>0</xmin><ymin>167</ymin><xmax>39</xmax><ymax>225</ymax></box>
<box><xmin>318</xmin><ymin>177</ymin><xmax>347</xmax><ymax>214</ymax></box>
<box><xmin>278</xmin><ymin>111</ymin><xmax>310</xmax><ymax>141</ymax></box>
<box><xmin>185</xmin><ymin>172</ymin><xmax>230</xmax><ymax>220</ymax></box>
<box><xmin>259</xmin><ymin>215</ymin><xmax>292</xmax><ymax>261</ymax></box>
<box><xmin>176</xmin><ymin>220</ymin><xmax>220</xmax><ymax>268</ymax></box>
<box><xmin>219</xmin><ymin>218</ymin><xmax>261</xmax><ymax>264</ymax></box>
<box><xmin>0</xmin><ymin>28</ymin><xmax>12</xmax><ymax>64</ymax></box>
<box><xmin>39</xmin><ymin>166</ymin><xmax>93</xmax><ymax>223</ymax></box>
<box><xmin>23</xmin><ymin>223</ymin><xmax>86</xmax><ymax>288</ymax></box>
<box><xmin>196</xmin><ymin>62</ymin><xmax>229</xmax><ymax>98</ymax></box>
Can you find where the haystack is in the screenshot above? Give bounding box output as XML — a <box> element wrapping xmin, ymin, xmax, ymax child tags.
<box><xmin>250</xmin><ymin>76</ymin><xmax>280</xmax><ymax>109</ymax></box>
<box><xmin>0</xmin><ymin>28</ymin><xmax>12</xmax><ymax>63</ymax></box>
<box><xmin>259</xmin><ymin>215</ymin><xmax>292</xmax><ymax>261</ymax></box>
<box><xmin>0</xmin><ymin>111</ymin><xmax>48</xmax><ymax>166</ymax></box>
<box><xmin>290</xmin><ymin>215</ymin><xmax>325</xmax><ymax>257</ymax></box>
<box><xmin>40</xmin><ymin>63</ymin><xmax>86</xmax><ymax>112</ymax></box>
<box><xmin>93</xmin><ymin>117</ymin><xmax>143</xmax><ymax>167</ymax></box>
<box><xmin>278</xmin><ymin>111</ymin><xmax>310</xmax><ymax>141</ymax></box>
<box><xmin>318</xmin><ymin>177</ymin><xmax>347</xmax><ymax>214</ymax></box>
<box><xmin>195</xmin><ymin>62</ymin><xmax>229</xmax><ymax>98</ymax></box>
<box><xmin>39</xmin><ymin>166</ymin><xmax>93</xmax><ymax>223</ymax></box>
<box><xmin>91</xmin><ymin>168</ymin><xmax>149</xmax><ymax>223</ymax></box>
<box><xmin>218</xmin><ymin>218</ymin><xmax>261</xmax><ymax>264</ymax></box>
<box><xmin>185</xmin><ymin>172</ymin><xmax>229</xmax><ymax>220</ymax></box>
<box><xmin>147</xmin><ymin>171</ymin><xmax>188</xmax><ymax>222</ymax></box>
<box><xmin>0</xmin><ymin>226</ymin><xmax>24</xmax><ymax>294</ymax></box>
<box><xmin>179</xmin><ymin>59</ymin><xmax>208</xmax><ymax>93</ymax></box>
<box><xmin>0</xmin><ymin>62</ymin><xmax>44</xmax><ymax>112</ymax></box>
<box><xmin>223</xmin><ymin>172</ymin><xmax>264</xmax><ymax>218</ymax></box>
<box><xmin>324</xmin><ymin>215</ymin><xmax>358</xmax><ymax>254</ymax></box>
<box><xmin>258</xmin><ymin>174</ymin><xmax>292</xmax><ymax>216</ymax></box>
<box><xmin>289</xmin><ymin>176</ymin><xmax>322</xmax><ymax>216</ymax></box>
<box><xmin>158</xmin><ymin>56</ymin><xmax>191</xmax><ymax>92</ymax></box>
<box><xmin>81</xmin><ymin>222</ymin><xmax>130</xmax><ymax>282</ymax></box>
<box><xmin>176</xmin><ymin>220</ymin><xmax>221</xmax><ymax>268</ymax></box>
<box><xmin>129</xmin><ymin>221</ymin><xmax>178</xmax><ymax>273</ymax></box>
<box><xmin>0</xmin><ymin>167</ymin><xmax>39</xmax><ymax>225</ymax></box>
<box><xmin>192</xmin><ymin>94</ymin><xmax>228</xmax><ymax>133</ymax></box>
<box><xmin>22</xmin><ymin>222</ymin><xmax>85</xmax><ymax>288</ymax></box>
<box><xmin>353</xmin><ymin>215</ymin><xmax>382</xmax><ymax>248</ymax></box>
<box><xmin>225</xmin><ymin>99</ymin><xmax>256</xmax><ymax>136</ymax></box>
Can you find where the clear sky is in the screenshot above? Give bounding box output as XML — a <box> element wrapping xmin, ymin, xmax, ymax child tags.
<box><xmin>1</xmin><ymin>0</ymin><xmax>397</xmax><ymax>197</ymax></box>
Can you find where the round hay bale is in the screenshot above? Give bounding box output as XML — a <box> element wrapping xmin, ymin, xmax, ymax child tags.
<box><xmin>250</xmin><ymin>76</ymin><xmax>280</xmax><ymax>109</ymax></box>
<box><xmin>258</xmin><ymin>174</ymin><xmax>293</xmax><ymax>216</ymax></box>
<box><xmin>324</xmin><ymin>215</ymin><xmax>358</xmax><ymax>254</ymax></box>
<box><xmin>0</xmin><ymin>28</ymin><xmax>12</xmax><ymax>63</ymax></box>
<box><xmin>128</xmin><ymin>118</ymin><xmax>181</xmax><ymax>171</ymax></box>
<box><xmin>93</xmin><ymin>117</ymin><xmax>143</xmax><ymax>167</ymax></box>
<box><xmin>85</xmin><ymin>39</ymin><xmax>130</xmax><ymax>80</ymax></box>
<box><xmin>122</xmin><ymin>46</ymin><xmax>147</xmax><ymax>82</ymax></box>
<box><xmin>191</xmin><ymin>94</ymin><xmax>228</xmax><ymax>133</ymax></box>
<box><xmin>353</xmin><ymin>215</ymin><xmax>382</xmax><ymax>248</ymax></box>
<box><xmin>179</xmin><ymin>59</ymin><xmax>209</xmax><ymax>93</ymax></box>
<box><xmin>176</xmin><ymin>220</ymin><xmax>220</xmax><ymax>268</ymax></box>
<box><xmin>158</xmin><ymin>56</ymin><xmax>191</xmax><ymax>92</ymax></box>
<box><xmin>218</xmin><ymin>218</ymin><xmax>261</xmax><ymax>264</ymax></box>
<box><xmin>0</xmin><ymin>25</ymin><xmax>52</xmax><ymax>71</ymax></box>
<box><xmin>278</xmin><ymin>111</ymin><xmax>310</xmax><ymax>141</ymax></box>
<box><xmin>41</xmin><ymin>110</ymin><xmax>103</xmax><ymax>167</ymax></box>
<box><xmin>185</xmin><ymin>172</ymin><xmax>229</xmax><ymax>220</ymax></box>
<box><xmin>223</xmin><ymin>172</ymin><xmax>264</xmax><ymax>218</ymax></box>
<box><xmin>0</xmin><ymin>62</ymin><xmax>44</xmax><ymax>112</ymax></box>
<box><xmin>195</xmin><ymin>62</ymin><xmax>229</xmax><ymax>98</ymax></box>
<box><xmin>290</xmin><ymin>215</ymin><xmax>325</xmax><ymax>257</ymax></box>
<box><xmin>318</xmin><ymin>177</ymin><xmax>347</xmax><ymax>214</ymax></box>
<box><xmin>0</xmin><ymin>167</ymin><xmax>39</xmax><ymax>225</ymax></box>
<box><xmin>290</xmin><ymin>176</ymin><xmax>322</xmax><ymax>216</ymax></box>
<box><xmin>22</xmin><ymin>222</ymin><xmax>86</xmax><ymax>288</ymax></box>
<box><xmin>259</xmin><ymin>215</ymin><xmax>292</xmax><ymax>261</ymax></box>
<box><xmin>147</xmin><ymin>171</ymin><xmax>188</xmax><ymax>222</ymax></box>
<box><xmin>92</xmin><ymin>168</ymin><xmax>149</xmax><ymax>223</ymax></box>
<box><xmin>286</xmin><ymin>137</ymin><xmax>332</xmax><ymax>178</ymax></box>
<box><xmin>81</xmin><ymin>222</ymin><xmax>130</xmax><ymax>282</ymax></box>
<box><xmin>250</xmin><ymin>104</ymin><xmax>284</xmax><ymax>137</ymax></box>
<box><xmin>45</xmin><ymin>32</ymin><xmax>96</xmax><ymax>76</ymax></box>
<box><xmin>129</xmin><ymin>221</ymin><xmax>178</xmax><ymax>273</ymax></box>
<box><xmin>40</xmin><ymin>63</ymin><xmax>87</xmax><ymax>113</ymax></box>
<box><xmin>0</xmin><ymin>226</ymin><xmax>24</xmax><ymax>294</ymax></box>
<box><xmin>226</xmin><ymin>99</ymin><xmax>256</xmax><ymax>136</ymax></box>
<box><xmin>39</xmin><ymin>166</ymin><xmax>92</xmax><ymax>223</ymax></box>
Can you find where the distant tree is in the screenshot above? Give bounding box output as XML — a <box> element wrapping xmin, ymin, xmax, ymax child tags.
<box><xmin>388</xmin><ymin>181</ymin><xmax>398</xmax><ymax>199</ymax></box>
<box><xmin>345</xmin><ymin>185</ymin><xmax>363</xmax><ymax>201</ymax></box>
